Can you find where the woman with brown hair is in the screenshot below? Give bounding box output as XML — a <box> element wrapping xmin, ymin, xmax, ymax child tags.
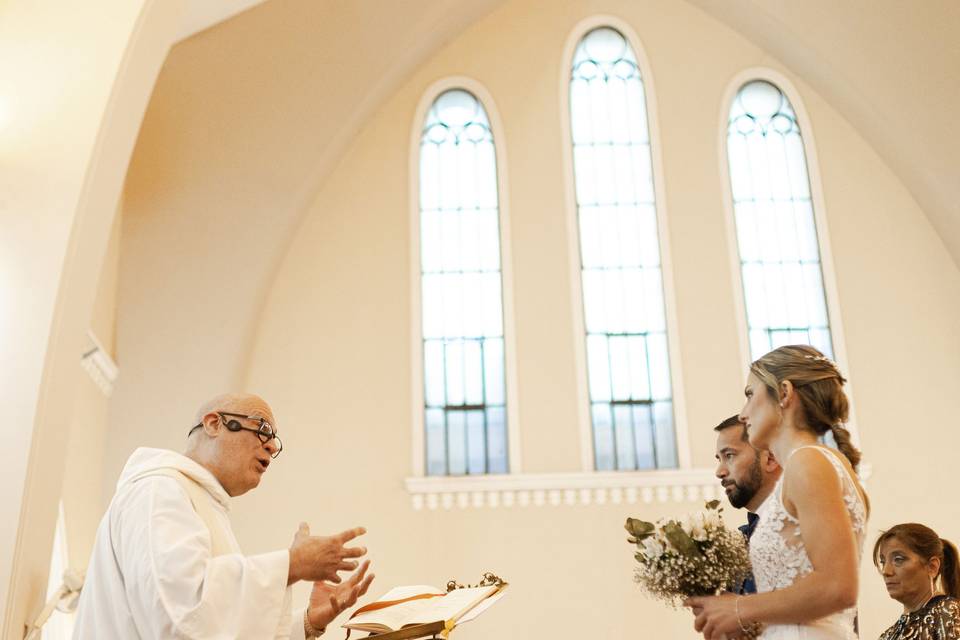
<box><xmin>875</xmin><ymin>523</ymin><xmax>960</xmax><ymax>639</ymax></box>
<box><xmin>686</xmin><ymin>344</ymin><xmax>868</xmax><ymax>639</ymax></box>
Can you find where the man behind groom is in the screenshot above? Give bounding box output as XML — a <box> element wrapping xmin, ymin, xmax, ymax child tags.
<box><xmin>714</xmin><ymin>415</ymin><xmax>781</xmax><ymax>594</ymax></box>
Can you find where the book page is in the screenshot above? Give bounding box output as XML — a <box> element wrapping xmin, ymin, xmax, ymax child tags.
<box><xmin>424</xmin><ymin>586</ymin><xmax>497</xmax><ymax>623</ymax></box>
<box><xmin>453</xmin><ymin>588</ymin><xmax>506</xmax><ymax>625</ymax></box>
<box><xmin>344</xmin><ymin>586</ymin><xmax>500</xmax><ymax>632</ymax></box>
<box><xmin>345</xmin><ymin>585</ymin><xmax>446</xmax><ymax>632</ymax></box>
<box><xmin>375</xmin><ymin>585</ymin><xmax>445</xmax><ymax>601</ymax></box>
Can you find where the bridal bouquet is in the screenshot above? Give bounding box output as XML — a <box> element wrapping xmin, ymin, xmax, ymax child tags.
<box><xmin>625</xmin><ymin>500</ymin><xmax>751</xmax><ymax>607</ymax></box>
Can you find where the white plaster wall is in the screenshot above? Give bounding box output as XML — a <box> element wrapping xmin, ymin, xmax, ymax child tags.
<box><xmin>90</xmin><ymin>0</ymin><xmax>960</xmax><ymax>638</ymax></box>
<box><xmin>227</xmin><ymin>0</ymin><xmax>960</xmax><ymax>637</ymax></box>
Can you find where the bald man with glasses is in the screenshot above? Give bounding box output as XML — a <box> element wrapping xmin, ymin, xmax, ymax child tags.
<box><xmin>75</xmin><ymin>393</ymin><xmax>373</xmax><ymax>639</ymax></box>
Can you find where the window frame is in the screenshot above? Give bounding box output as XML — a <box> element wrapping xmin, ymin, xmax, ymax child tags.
<box><xmin>408</xmin><ymin>76</ymin><xmax>523</xmax><ymax>477</ymax></box>
<box><xmin>718</xmin><ymin>68</ymin><xmax>861</xmax><ymax>447</ymax></box>
<box><xmin>560</xmin><ymin>15</ymin><xmax>692</xmax><ymax>472</ymax></box>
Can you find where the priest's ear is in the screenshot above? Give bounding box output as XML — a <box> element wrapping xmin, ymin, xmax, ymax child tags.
<box><xmin>200</xmin><ymin>412</ymin><xmax>223</xmax><ymax>436</ymax></box>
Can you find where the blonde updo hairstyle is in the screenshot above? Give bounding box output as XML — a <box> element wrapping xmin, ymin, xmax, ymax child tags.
<box><xmin>750</xmin><ymin>344</ymin><xmax>861</xmax><ymax>471</ymax></box>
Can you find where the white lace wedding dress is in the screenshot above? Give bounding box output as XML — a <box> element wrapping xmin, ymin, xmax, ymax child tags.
<box><xmin>750</xmin><ymin>445</ymin><xmax>867</xmax><ymax>639</ymax></box>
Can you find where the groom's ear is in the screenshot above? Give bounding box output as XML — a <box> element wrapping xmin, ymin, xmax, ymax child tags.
<box><xmin>760</xmin><ymin>450</ymin><xmax>781</xmax><ymax>473</ymax></box>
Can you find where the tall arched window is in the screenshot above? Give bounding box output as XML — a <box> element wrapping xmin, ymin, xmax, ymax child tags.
<box><xmin>726</xmin><ymin>80</ymin><xmax>833</xmax><ymax>359</ymax></box>
<box><xmin>419</xmin><ymin>89</ymin><xmax>508</xmax><ymax>476</ymax></box>
<box><xmin>569</xmin><ymin>27</ymin><xmax>677</xmax><ymax>471</ymax></box>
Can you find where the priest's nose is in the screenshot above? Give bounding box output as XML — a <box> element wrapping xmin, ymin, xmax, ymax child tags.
<box><xmin>264</xmin><ymin>437</ymin><xmax>281</xmax><ymax>458</ymax></box>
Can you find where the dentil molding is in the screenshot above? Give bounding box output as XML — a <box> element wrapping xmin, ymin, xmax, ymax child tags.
<box><xmin>404</xmin><ymin>469</ymin><xmax>721</xmax><ymax>511</ymax></box>
<box><xmin>405</xmin><ymin>463</ymin><xmax>872</xmax><ymax>511</ymax></box>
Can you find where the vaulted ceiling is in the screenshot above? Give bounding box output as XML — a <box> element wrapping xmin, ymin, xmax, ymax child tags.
<box><xmin>171</xmin><ymin>0</ymin><xmax>959</xmax><ymax>271</ymax></box>
<box><xmin>688</xmin><ymin>0</ymin><xmax>960</xmax><ymax>266</ymax></box>
<box><xmin>111</xmin><ymin>0</ymin><xmax>958</xmax><ymax>455</ymax></box>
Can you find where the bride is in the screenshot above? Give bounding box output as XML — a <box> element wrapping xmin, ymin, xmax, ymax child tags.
<box><xmin>686</xmin><ymin>344</ymin><xmax>869</xmax><ymax>639</ymax></box>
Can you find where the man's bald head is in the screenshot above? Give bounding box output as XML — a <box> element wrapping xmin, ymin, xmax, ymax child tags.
<box><xmin>192</xmin><ymin>393</ymin><xmax>275</xmax><ymax>427</ymax></box>
<box><xmin>185</xmin><ymin>392</ymin><xmax>279</xmax><ymax>497</ymax></box>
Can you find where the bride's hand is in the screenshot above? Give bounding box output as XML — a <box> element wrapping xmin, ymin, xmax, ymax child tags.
<box><xmin>683</xmin><ymin>594</ymin><xmax>742</xmax><ymax>640</ymax></box>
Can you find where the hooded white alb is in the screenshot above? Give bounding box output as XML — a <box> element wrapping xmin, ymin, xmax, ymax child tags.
<box><xmin>73</xmin><ymin>447</ymin><xmax>306</xmax><ymax>639</ymax></box>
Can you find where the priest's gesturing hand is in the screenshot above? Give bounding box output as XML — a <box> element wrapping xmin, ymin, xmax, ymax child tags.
<box><xmin>73</xmin><ymin>393</ymin><xmax>378</xmax><ymax>640</ymax></box>
<box><xmin>288</xmin><ymin>522</ymin><xmax>369</xmax><ymax>585</ymax></box>
<box><xmin>306</xmin><ymin>559</ymin><xmax>375</xmax><ymax>633</ymax></box>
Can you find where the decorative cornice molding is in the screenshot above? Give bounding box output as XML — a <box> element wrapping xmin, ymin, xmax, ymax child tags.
<box><xmin>405</xmin><ymin>462</ymin><xmax>873</xmax><ymax>511</ymax></box>
<box><xmin>405</xmin><ymin>469</ymin><xmax>721</xmax><ymax>511</ymax></box>
<box><xmin>80</xmin><ymin>330</ymin><xmax>118</xmax><ymax>397</ymax></box>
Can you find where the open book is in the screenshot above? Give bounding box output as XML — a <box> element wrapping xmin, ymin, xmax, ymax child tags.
<box><xmin>343</xmin><ymin>583</ymin><xmax>507</xmax><ymax>634</ymax></box>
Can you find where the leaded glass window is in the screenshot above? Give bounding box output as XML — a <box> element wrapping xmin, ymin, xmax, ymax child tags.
<box><xmin>569</xmin><ymin>27</ymin><xmax>677</xmax><ymax>471</ymax></box>
<box><xmin>727</xmin><ymin>80</ymin><xmax>833</xmax><ymax>359</ymax></box>
<box><xmin>419</xmin><ymin>89</ymin><xmax>508</xmax><ymax>476</ymax></box>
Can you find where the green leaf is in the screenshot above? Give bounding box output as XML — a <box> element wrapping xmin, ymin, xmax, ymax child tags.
<box><xmin>662</xmin><ymin>521</ymin><xmax>704</xmax><ymax>560</ymax></box>
<box><xmin>624</xmin><ymin>517</ymin><xmax>656</xmax><ymax>541</ymax></box>
<box><xmin>705</xmin><ymin>499</ymin><xmax>721</xmax><ymax>510</ymax></box>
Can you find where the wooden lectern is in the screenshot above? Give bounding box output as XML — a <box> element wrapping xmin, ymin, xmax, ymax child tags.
<box><xmin>364</xmin><ymin>621</ymin><xmax>446</xmax><ymax>640</ymax></box>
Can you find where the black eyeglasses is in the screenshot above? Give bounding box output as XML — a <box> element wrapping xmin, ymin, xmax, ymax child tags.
<box><xmin>187</xmin><ymin>412</ymin><xmax>283</xmax><ymax>459</ymax></box>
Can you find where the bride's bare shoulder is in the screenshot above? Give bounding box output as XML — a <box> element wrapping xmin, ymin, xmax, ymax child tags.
<box><xmin>782</xmin><ymin>448</ymin><xmax>843</xmax><ymax>494</ymax></box>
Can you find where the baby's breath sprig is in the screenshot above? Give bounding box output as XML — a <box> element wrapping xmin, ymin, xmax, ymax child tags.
<box><xmin>624</xmin><ymin>500</ymin><xmax>752</xmax><ymax>608</ymax></box>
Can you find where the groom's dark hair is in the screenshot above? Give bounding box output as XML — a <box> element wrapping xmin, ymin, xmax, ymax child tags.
<box><xmin>713</xmin><ymin>415</ymin><xmax>747</xmax><ymax>442</ymax></box>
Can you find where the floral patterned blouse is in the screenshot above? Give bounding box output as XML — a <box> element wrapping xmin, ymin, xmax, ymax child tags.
<box><xmin>878</xmin><ymin>595</ymin><xmax>960</xmax><ymax>640</ymax></box>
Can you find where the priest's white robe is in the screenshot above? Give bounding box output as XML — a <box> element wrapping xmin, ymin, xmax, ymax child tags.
<box><xmin>73</xmin><ymin>447</ymin><xmax>308</xmax><ymax>639</ymax></box>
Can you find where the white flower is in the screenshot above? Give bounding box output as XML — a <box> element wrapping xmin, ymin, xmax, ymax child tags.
<box><xmin>703</xmin><ymin>508</ymin><xmax>722</xmax><ymax>529</ymax></box>
<box><xmin>628</xmin><ymin>501</ymin><xmax>752</xmax><ymax>607</ymax></box>
<box><xmin>641</xmin><ymin>536</ymin><xmax>666</xmax><ymax>560</ymax></box>
<box><xmin>683</xmin><ymin>512</ymin><xmax>709</xmax><ymax>541</ymax></box>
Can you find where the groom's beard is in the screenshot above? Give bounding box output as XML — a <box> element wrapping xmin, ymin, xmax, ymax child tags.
<box><xmin>726</xmin><ymin>457</ymin><xmax>763</xmax><ymax>510</ymax></box>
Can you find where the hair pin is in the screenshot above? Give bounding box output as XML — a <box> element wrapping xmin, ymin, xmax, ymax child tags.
<box><xmin>804</xmin><ymin>354</ymin><xmax>838</xmax><ymax>368</ymax></box>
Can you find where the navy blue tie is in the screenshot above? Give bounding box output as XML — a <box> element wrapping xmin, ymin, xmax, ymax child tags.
<box><xmin>737</xmin><ymin>512</ymin><xmax>760</xmax><ymax>594</ymax></box>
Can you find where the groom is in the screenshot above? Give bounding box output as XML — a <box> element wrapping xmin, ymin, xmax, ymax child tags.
<box><xmin>714</xmin><ymin>415</ymin><xmax>781</xmax><ymax>594</ymax></box>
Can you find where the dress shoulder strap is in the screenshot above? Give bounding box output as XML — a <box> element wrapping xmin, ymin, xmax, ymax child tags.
<box><xmin>802</xmin><ymin>444</ymin><xmax>850</xmax><ymax>474</ymax></box>
<box><xmin>787</xmin><ymin>445</ymin><xmax>866</xmax><ymax>515</ymax></box>
<box><xmin>785</xmin><ymin>444</ymin><xmax>824</xmax><ymax>463</ymax></box>
<box><xmin>787</xmin><ymin>445</ymin><xmax>851</xmax><ymax>480</ymax></box>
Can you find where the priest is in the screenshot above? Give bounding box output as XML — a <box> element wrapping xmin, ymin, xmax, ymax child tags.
<box><xmin>73</xmin><ymin>393</ymin><xmax>373</xmax><ymax>639</ymax></box>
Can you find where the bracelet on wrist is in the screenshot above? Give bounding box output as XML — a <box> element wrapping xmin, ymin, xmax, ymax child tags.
<box><xmin>304</xmin><ymin>608</ymin><xmax>324</xmax><ymax>638</ymax></box>
<box><xmin>735</xmin><ymin>595</ymin><xmax>750</xmax><ymax>634</ymax></box>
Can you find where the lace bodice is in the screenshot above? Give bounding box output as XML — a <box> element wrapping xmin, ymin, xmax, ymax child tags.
<box><xmin>750</xmin><ymin>445</ymin><xmax>867</xmax><ymax>639</ymax></box>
